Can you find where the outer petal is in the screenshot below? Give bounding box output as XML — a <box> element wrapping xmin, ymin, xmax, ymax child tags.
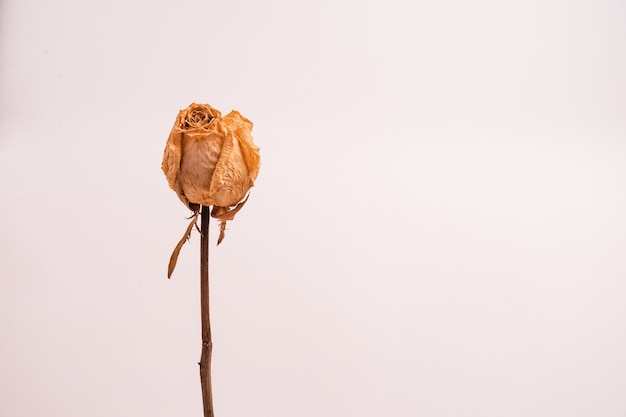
<box><xmin>178</xmin><ymin>125</ymin><xmax>226</xmax><ymax>206</ymax></box>
<box><xmin>162</xmin><ymin>114</ymin><xmax>188</xmax><ymax>207</ymax></box>
<box><xmin>208</xmin><ymin>126</ymin><xmax>251</xmax><ymax>207</ymax></box>
<box><xmin>223</xmin><ymin>110</ymin><xmax>261</xmax><ymax>185</ymax></box>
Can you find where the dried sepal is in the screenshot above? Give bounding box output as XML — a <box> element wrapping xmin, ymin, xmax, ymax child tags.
<box><xmin>211</xmin><ymin>194</ymin><xmax>250</xmax><ymax>244</ymax></box>
<box><xmin>167</xmin><ymin>210</ymin><xmax>199</xmax><ymax>278</ymax></box>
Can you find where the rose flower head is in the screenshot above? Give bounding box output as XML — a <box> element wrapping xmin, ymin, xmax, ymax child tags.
<box><xmin>162</xmin><ymin>103</ymin><xmax>260</xmax><ymax>244</ymax></box>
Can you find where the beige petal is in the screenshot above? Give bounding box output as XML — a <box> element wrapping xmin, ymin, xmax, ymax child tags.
<box><xmin>178</xmin><ymin>126</ymin><xmax>225</xmax><ymax>206</ymax></box>
<box><xmin>207</xmin><ymin>129</ymin><xmax>252</xmax><ymax>207</ymax></box>
<box><xmin>223</xmin><ymin>111</ymin><xmax>261</xmax><ymax>185</ymax></box>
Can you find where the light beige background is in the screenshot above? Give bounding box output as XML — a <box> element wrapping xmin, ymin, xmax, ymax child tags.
<box><xmin>2</xmin><ymin>0</ymin><xmax>626</xmax><ymax>416</ymax></box>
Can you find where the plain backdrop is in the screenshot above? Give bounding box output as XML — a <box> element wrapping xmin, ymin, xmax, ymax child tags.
<box><xmin>1</xmin><ymin>0</ymin><xmax>626</xmax><ymax>416</ymax></box>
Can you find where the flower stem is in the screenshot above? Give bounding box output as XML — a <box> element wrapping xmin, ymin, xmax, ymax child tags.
<box><xmin>199</xmin><ymin>205</ymin><xmax>214</xmax><ymax>417</ymax></box>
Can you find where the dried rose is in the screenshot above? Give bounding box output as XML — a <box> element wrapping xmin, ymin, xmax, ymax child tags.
<box><xmin>162</xmin><ymin>103</ymin><xmax>260</xmax><ymax>209</ymax></box>
<box><xmin>162</xmin><ymin>103</ymin><xmax>260</xmax><ymax>273</ymax></box>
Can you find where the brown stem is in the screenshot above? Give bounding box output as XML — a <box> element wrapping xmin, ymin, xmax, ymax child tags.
<box><xmin>199</xmin><ymin>205</ymin><xmax>214</xmax><ymax>417</ymax></box>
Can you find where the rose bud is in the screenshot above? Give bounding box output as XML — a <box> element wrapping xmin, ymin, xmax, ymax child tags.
<box><xmin>162</xmin><ymin>103</ymin><xmax>260</xmax><ymax>244</ymax></box>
